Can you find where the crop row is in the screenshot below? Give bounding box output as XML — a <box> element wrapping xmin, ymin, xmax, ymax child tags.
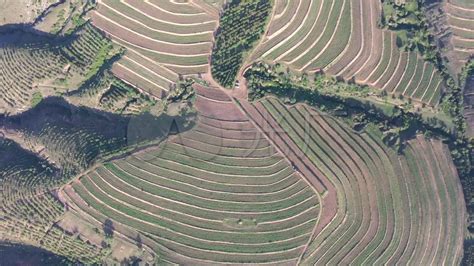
<box><xmin>242</xmin><ymin>97</ymin><xmax>466</xmax><ymax>264</ymax></box>
<box><xmin>91</xmin><ymin>0</ymin><xmax>218</xmax><ymax>93</ymax></box>
<box><xmin>250</xmin><ymin>0</ymin><xmax>444</xmax><ymax>105</ymax></box>
<box><xmin>69</xmin><ymin>86</ymin><xmax>320</xmax><ymax>263</ymax></box>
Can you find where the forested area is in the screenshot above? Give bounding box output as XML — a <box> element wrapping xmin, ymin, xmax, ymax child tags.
<box><xmin>211</xmin><ymin>0</ymin><xmax>271</xmax><ymax>88</ymax></box>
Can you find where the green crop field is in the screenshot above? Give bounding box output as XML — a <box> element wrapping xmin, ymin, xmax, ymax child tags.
<box><xmin>250</xmin><ymin>0</ymin><xmax>445</xmax><ymax>106</ymax></box>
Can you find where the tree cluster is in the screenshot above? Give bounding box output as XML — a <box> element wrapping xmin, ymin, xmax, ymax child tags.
<box><xmin>211</xmin><ymin>0</ymin><xmax>271</xmax><ymax>88</ymax></box>
<box><xmin>244</xmin><ymin>62</ymin><xmax>469</xmax><ymax>158</ymax></box>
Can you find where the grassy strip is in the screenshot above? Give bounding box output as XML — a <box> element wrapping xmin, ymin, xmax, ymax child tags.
<box><xmin>453</xmin><ymin>38</ymin><xmax>474</xmax><ymax>49</ymax></box>
<box><xmin>306</xmin><ymin>0</ymin><xmax>352</xmax><ymax>69</ymax></box>
<box><xmin>122</xmin><ymin>157</ymin><xmax>296</xmax><ymax>191</ymax></box>
<box><xmin>133</xmin><ymin>153</ymin><xmax>293</xmax><ymax>185</ymax></box>
<box><xmin>279</xmin><ymin>0</ymin><xmax>329</xmax><ymax>61</ymax></box>
<box><xmin>403</xmin><ymin>145</ymin><xmax>433</xmax><ymax>263</ymax></box>
<box><xmin>412</xmin><ymin>64</ymin><xmax>434</xmax><ymax>99</ymax></box>
<box><xmin>259</xmin><ymin>99</ymin><xmax>370</xmax><ymax>264</ymax></box>
<box><xmin>266</xmin><ymin>0</ymin><xmax>299</xmax><ymax>36</ymax></box>
<box><xmin>182</xmin><ymin>130</ymin><xmax>270</xmax><ymax>149</ymax></box>
<box><xmin>302</xmin><ymin>111</ymin><xmax>387</xmax><ymax>264</ymax></box>
<box><xmin>92</xmin><ymin>168</ymin><xmax>318</xmax><ymax>236</ymax></box>
<box><xmin>154</xmin><ymin>146</ymin><xmax>288</xmax><ymax>176</ymax></box>
<box><xmin>452</xmin><ymin>28</ymin><xmax>474</xmax><ymax>39</ymax></box>
<box><xmin>409</xmin><ymin>142</ymin><xmax>443</xmax><ymax>263</ymax></box>
<box><xmin>448</xmin><ymin>15</ymin><xmax>474</xmax><ymax>29</ymax></box>
<box><xmin>108</xmin><ymin>161</ymin><xmax>307</xmax><ymax>205</ymax></box>
<box><xmin>262</xmin><ymin>99</ymin><xmax>354</xmax><ymax>184</ymax></box>
<box><xmin>385</xmin><ymin>52</ymin><xmax>409</xmax><ymax>92</ymax></box>
<box><xmin>172</xmin><ymin>136</ymin><xmax>278</xmax><ymax>158</ymax></box>
<box><xmin>348</xmin><ymin>130</ymin><xmax>394</xmax><ymax>263</ymax></box>
<box><xmin>403</xmin><ymin>60</ymin><xmax>425</xmax><ymax>96</ymax></box>
<box><xmin>97</xmin><ymin>5</ymin><xmax>211</xmax><ymax>44</ymax></box>
<box><xmin>289</xmin><ymin>106</ymin><xmax>368</xmax><ymax>264</ymax></box>
<box><xmin>91</xmin><ymin>165</ymin><xmax>311</xmax><ymax>225</ymax></box>
<box><xmin>292</xmin><ymin>0</ymin><xmax>345</xmax><ymax>69</ymax></box>
<box><xmin>348</xmin><ymin>128</ymin><xmax>397</xmax><ymax>263</ymax></box>
<box><xmin>428</xmin><ymin>81</ymin><xmax>442</xmax><ymax>106</ymax></box>
<box><xmin>111</xmin><ymin>36</ymin><xmax>209</xmax><ymax>65</ymax></box>
<box><xmin>173</xmin><ymin>139</ymin><xmax>272</xmax><ymax>157</ymax></box>
<box><xmin>421</xmin><ymin>74</ymin><xmax>441</xmax><ymax>103</ymax></box>
<box><xmin>432</xmin><ymin>142</ymin><xmax>463</xmax><ymax>264</ymax></box>
<box><xmin>102</xmin><ymin>0</ymin><xmax>215</xmax><ymax>33</ymax></box>
<box><xmin>374</xmin><ymin>44</ymin><xmax>400</xmax><ymax>87</ymax></box>
<box><xmin>417</xmin><ymin>139</ymin><xmax>449</xmax><ymax>263</ymax></box>
<box><xmin>106</xmin><ymin>162</ymin><xmax>315</xmax><ymax>214</ymax></box>
<box><xmin>120</xmin><ymin>57</ymin><xmax>172</xmax><ymax>89</ymax></box>
<box><xmin>267</xmin><ymin>0</ymin><xmax>323</xmax><ymax>60</ymax></box>
<box><xmin>162</xmin><ymin>142</ymin><xmax>282</xmax><ymax>167</ymax></box>
<box><xmin>393</xmin><ymin>52</ymin><xmax>417</xmax><ymax>94</ymax></box>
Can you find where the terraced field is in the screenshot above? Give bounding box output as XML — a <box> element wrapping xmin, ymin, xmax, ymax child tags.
<box><xmin>61</xmin><ymin>85</ymin><xmax>321</xmax><ymax>264</ymax></box>
<box><xmin>57</xmin><ymin>83</ymin><xmax>466</xmax><ymax>263</ymax></box>
<box><xmin>238</xmin><ymin>97</ymin><xmax>466</xmax><ymax>264</ymax></box>
<box><xmin>1</xmin><ymin>0</ymin><xmax>470</xmax><ymax>264</ymax></box>
<box><xmin>89</xmin><ymin>0</ymin><xmax>220</xmax><ymax>99</ymax></box>
<box><xmin>445</xmin><ymin>0</ymin><xmax>474</xmax><ymax>70</ymax></box>
<box><xmin>249</xmin><ymin>0</ymin><xmax>444</xmax><ymax>106</ymax></box>
<box><xmin>67</xmin><ymin>69</ymin><xmax>157</xmax><ymax>115</ymax></box>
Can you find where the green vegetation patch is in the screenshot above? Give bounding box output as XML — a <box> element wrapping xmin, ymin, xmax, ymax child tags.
<box><xmin>244</xmin><ymin>62</ymin><xmax>458</xmax><ymax>152</ymax></box>
<box><xmin>211</xmin><ymin>0</ymin><xmax>272</xmax><ymax>88</ymax></box>
<box><xmin>381</xmin><ymin>0</ymin><xmax>439</xmax><ymax>62</ymax></box>
<box><xmin>30</xmin><ymin>92</ymin><xmax>43</xmax><ymax>107</ymax></box>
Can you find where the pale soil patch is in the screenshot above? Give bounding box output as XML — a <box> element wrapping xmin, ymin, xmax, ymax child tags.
<box><xmin>107</xmin><ymin>237</ymin><xmax>145</xmax><ymax>263</ymax></box>
<box><xmin>0</xmin><ymin>0</ymin><xmax>60</xmax><ymax>25</ymax></box>
<box><xmin>33</xmin><ymin>0</ymin><xmax>87</xmax><ymax>34</ymax></box>
<box><xmin>57</xmin><ymin>212</ymin><xmax>104</xmax><ymax>247</ymax></box>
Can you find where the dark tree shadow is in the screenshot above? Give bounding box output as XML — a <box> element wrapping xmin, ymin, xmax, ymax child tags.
<box><xmin>102</xmin><ymin>218</ymin><xmax>114</xmax><ymax>239</ymax></box>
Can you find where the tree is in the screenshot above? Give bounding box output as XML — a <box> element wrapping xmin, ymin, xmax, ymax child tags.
<box><xmin>102</xmin><ymin>218</ymin><xmax>114</xmax><ymax>239</ymax></box>
<box><xmin>136</xmin><ymin>234</ymin><xmax>142</xmax><ymax>249</ymax></box>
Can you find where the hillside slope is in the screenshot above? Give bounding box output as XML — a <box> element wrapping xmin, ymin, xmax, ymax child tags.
<box><xmin>249</xmin><ymin>0</ymin><xmax>445</xmax><ymax>106</ymax></box>
<box><xmin>239</xmin><ymin>97</ymin><xmax>466</xmax><ymax>264</ymax></box>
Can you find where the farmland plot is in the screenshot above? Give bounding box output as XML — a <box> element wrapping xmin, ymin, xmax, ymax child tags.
<box><xmin>89</xmin><ymin>0</ymin><xmax>220</xmax><ymax>99</ymax></box>
<box><xmin>60</xmin><ymin>83</ymin><xmax>466</xmax><ymax>263</ymax></box>
<box><xmin>239</xmin><ymin>97</ymin><xmax>466</xmax><ymax>264</ymax></box>
<box><xmin>63</xmin><ymin>84</ymin><xmax>321</xmax><ymax>264</ymax></box>
<box><xmin>1</xmin><ymin>0</ymin><xmax>469</xmax><ymax>264</ymax></box>
<box><xmin>249</xmin><ymin>0</ymin><xmax>445</xmax><ymax>106</ymax></box>
<box><xmin>445</xmin><ymin>0</ymin><xmax>474</xmax><ymax>69</ymax></box>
